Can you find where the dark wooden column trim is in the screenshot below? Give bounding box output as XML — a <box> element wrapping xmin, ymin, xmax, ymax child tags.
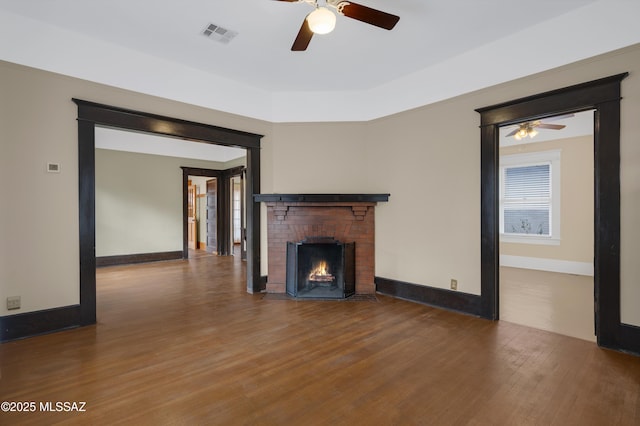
<box><xmin>593</xmin><ymin>99</ymin><xmax>622</xmax><ymax>346</ymax></box>
<box><xmin>78</xmin><ymin>119</ymin><xmax>97</xmax><ymax>326</ymax></box>
<box><xmin>246</xmin><ymin>147</ymin><xmax>262</xmax><ymax>293</ymax></box>
<box><xmin>479</xmin><ymin>123</ymin><xmax>499</xmax><ymax>320</ymax></box>
<box><xmin>217</xmin><ymin>171</ymin><xmax>231</xmax><ymax>255</ymax></box>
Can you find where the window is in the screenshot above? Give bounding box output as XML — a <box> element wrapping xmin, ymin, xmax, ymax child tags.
<box><xmin>500</xmin><ymin>150</ymin><xmax>560</xmax><ymax>245</ymax></box>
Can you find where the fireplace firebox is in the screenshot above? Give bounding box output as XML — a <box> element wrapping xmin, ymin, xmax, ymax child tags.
<box><xmin>286</xmin><ymin>237</ymin><xmax>355</xmax><ymax>299</ymax></box>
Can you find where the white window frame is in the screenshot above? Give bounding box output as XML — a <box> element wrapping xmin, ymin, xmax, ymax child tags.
<box><xmin>499</xmin><ymin>150</ymin><xmax>561</xmax><ymax>245</ymax></box>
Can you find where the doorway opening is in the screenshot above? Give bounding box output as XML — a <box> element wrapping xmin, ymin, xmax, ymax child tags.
<box><xmin>187</xmin><ymin>175</ymin><xmax>215</xmax><ymax>254</ymax></box>
<box><xmin>94</xmin><ymin>125</ymin><xmax>247</xmax><ymax>267</ymax></box>
<box><xmin>475</xmin><ymin>73</ymin><xmax>630</xmax><ymax>352</ymax></box>
<box><xmin>75</xmin><ymin>99</ymin><xmax>263</xmax><ymax>327</ymax></box>
<box><xmin>182</xmin><ymin>166</ymin><xmax>245</xmax><ymax>258</ymax></box>
<box><xmin>498</xmin><ymin>110</ymin><xmax>595</xmax><ymax>341</ymax></box>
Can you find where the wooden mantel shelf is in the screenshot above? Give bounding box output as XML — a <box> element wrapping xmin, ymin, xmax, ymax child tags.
<box><xmin>253</xmin><ymin>193</ymin><xmax>390</xmax><ymax>203</ymax></box>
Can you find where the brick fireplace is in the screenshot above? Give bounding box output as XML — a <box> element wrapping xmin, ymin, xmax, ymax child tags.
<box><xmin>254</xmin><ymin>194</ymin><xmax>390</xmax><ymax>296</ymax></box>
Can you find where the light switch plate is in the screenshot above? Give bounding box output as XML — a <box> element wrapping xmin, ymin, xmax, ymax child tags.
<box><xmin>7</xmin><ymin>296</ymin><xmax>21</xmax><ymax>310</ymax></box>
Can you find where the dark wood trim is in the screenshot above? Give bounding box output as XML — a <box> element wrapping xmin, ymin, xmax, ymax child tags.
<box><xmin>223</xmin><ymin>165</ymin><xmax>246</xmax><ymax>178</ymax></box>
<box><xmin>219</xmin><ymin>172</ymin><xmax>232</xmax><ymax>255</ymax></box>
<box><xmin>78</xmin><ymin>119</ymin><xmax>97</xmax><ymax>326</ymax></box>
<box><xmin>220</xmin><ymin>166</ymin><xmax>244</xmax><ymax>255</ymax></box>
<box><xmin>181</xmin><ymin>166</ymin><xmax>245</xmax><ymax>257</ymax></box>
<box><xmin>182</xmin><ymin>167</ymin><xmax>223</xmax><ymax>178</ymax></box>
<box><xmin>375</xmin><ymin>277</ymin><xmax>482</xmax><ymax>316</ymax></box>
<box><xmin>0</xmin><ymin>305</ymin><xmax>81</xmax><ymax>342</ymax></box>
<box><xmin>260</xmin><ymin>275</ymin><xmax>268</xmax><ymax>292</ymax></box>
<box><xmin>475</xmin><ymin>73</ymin><xmax>630</xmax><ymax>353</ymax></box>
<box><xmin>246</xmin><ymin>148</ymin><xmax>261</xmax><ymax>293</ymax></box>
<box><xmin>181</xmin><ymin>167</ymin><xmax>223</xmax><ymax>258</ymax></box>
<box><xmin>96</xmin><ymin>251</ymin><xmax>183</xmax><ymax>267</ymax></box>
<box><xmin>594</xmin><ymin>99</ymin><xmax>622</xmax><ymax>347</ymax></box>
<box><xmin>73</xmin><ymin>99</ymin><xmax>263</xmax><ymax>327</ymax></box>
<box><xmin>254</xmin><ymin>193</ymin><xmax>390</xmax><ymax>203</ymax></box>
<box><xmin>72</xmin><ymin>99</ymin><xmax>262</xmax><ymax>149</ymax></box>
<box><xmin>241</xmin><ymin>170</ymin><xmax>247</xmax><ymax>261</ymax></box>
<box><xmin>476</xmin><ymin>73</ymin><xmax>629</xmax><ymax>125</ymax></box>
<box><xmin>619</xmin><ymin>324</ymin><xmax>640</xmax><ymax>356</ymax></box>
<box><xmin>479</xmin><ymin>124</ymin><xmax>499</xmax><ymax>320</ymax></box>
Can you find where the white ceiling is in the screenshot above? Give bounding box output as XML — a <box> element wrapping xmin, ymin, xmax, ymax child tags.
<box><xmin>499</xmin><ymin>110</ymin><xmax>594</xmax><ymax>147</ymax></box>
<box><xmin>95</xmin><ymin>126</ymin><xmax>246</xmax><ymax>162</ymax></box>
<box><xmin>0</xmin><ymin>0</ymin><xmax>600</xmax><ymax>91</ymax></box>
<box><xmin>0</xmin><ymin>0</ymin><xmax>638</xmax><ymax>122</ymax></box>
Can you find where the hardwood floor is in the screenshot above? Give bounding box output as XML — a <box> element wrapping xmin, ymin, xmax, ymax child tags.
<box><xmin>1</xmin><ymin>255</ymin><xmax>639</xmax><ymax>425</ymax></box>
<box><xmin>500</xmin><ymin>266</ymin><xmax>595</xmax><ymax>342</ymax></box>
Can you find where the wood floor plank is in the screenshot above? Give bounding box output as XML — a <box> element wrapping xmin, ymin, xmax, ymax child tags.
<box><xmin>1</xmin><ymin>254</ymin><xmax>639</xmax><ymax>425</ymax></box>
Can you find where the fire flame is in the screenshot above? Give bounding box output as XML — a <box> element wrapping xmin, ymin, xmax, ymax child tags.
<box><xmin>310</xmin><ymin>261</ymin><xmax>329</xmax><ymax>277</ymax></box>
<box><xmin>309</xmin><ymin>261</ymin><xmax>334</xmax><ymax>282</ymax></box>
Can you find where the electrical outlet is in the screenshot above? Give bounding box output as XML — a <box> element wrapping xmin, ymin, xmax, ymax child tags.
<box><xmin>450</xmin><ymin>279</ymin><xmax>458</xmax><ymax>291</ymax></box>
<box><xmin>7</xmin><ymin>296</ymin><xmax>21</xmax><ymax>310</ymax></box>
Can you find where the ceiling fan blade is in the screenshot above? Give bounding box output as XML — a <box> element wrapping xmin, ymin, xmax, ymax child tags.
<box><xmin>536</xmin><ymin>123</ymin><xmax>566</xmax><ymax>130</ymax></box>
<box><xmin>292</xmin><ymin>18</ymin><xmax>313</xmax><ymax>51</ymax></box>
<box><xmin>505</xmin><ymin>128</ymin><xmax>520</xmax><ymax>137</ymax></box>
<box><xmin>337</xmin><ymin>1</ymin><xmax>400</xmax><ymax>30</ymax></box>
<box><xmin>272</xmin><ymin>0</ymin><xmax>301</xmax><ymax>2</ymax></box>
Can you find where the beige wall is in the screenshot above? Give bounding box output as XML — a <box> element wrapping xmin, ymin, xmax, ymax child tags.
<box><xmin>0</xmin><ymin>60</ymin><xmax>272</xmax><ymax>316</ymax></box>
<box><xmin>365</xmin><ymin>45</ymin><xmax>640</xmax><ymax>326</ymax></box>
<box><xmin>365</xmin><ymin>100</ymin><xmax>481</xmax><ymax>294</ymax></box>
<box><xmin>95</xmin><ymin>149</ymin><xmax>229</xmax><ymax>257</ymax></box>
<box><xmin>269</xmin><ymin>122</ymin><xmax>369</xmax><ymax>193</ymax></box>
<box><xmin>1</xmin><ymin>44</ymin><xmax>640</xmax><ymax>327</ymax></box>
<box><xmin>500</xmin><ymin>135</ymin><xmax>594</xmax><ymax>263</ymax></box>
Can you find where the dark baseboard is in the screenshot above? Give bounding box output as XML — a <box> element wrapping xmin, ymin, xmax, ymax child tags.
<box><xmin>375</xmin><ymin>276</ymin><xmax>482</xmax><ymax>317</ymax></box>
<box><xmin>618</xmin><ymin>323</ymin><xmax>640</xmax><ymax>356</ymax></box>
<box><xmin>260</xmin><ymin>275</ymin><xmax>268</xmax><ymax>292</ymax></box>
<box><xmin>1</xmin><ymin>305</ymin><xmax>81</xmax><ymax>343</ymax></box>
<box><xmin>96</xmin><ymin>251</ymin><xmax>183</xmax><ymax>267</ymax></box>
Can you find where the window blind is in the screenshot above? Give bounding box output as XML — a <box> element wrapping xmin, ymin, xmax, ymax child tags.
<box><xmin>502</xmin><ymin>164</ymin><xmax>551</xmax><ymax>236</ymax></box>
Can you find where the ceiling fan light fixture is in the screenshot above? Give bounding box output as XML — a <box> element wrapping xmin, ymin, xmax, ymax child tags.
<box><xmin>307</xmin><ymin>7</ymin><xmax>336</xmax><ymax>34</ymax></box>
<box><xmin>513</xmin><ymin>123</ymin><xmax>539</xmax><ymax>140</ymax></box>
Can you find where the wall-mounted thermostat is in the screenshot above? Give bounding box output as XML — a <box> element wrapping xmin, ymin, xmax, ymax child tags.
<box><xmin>47</xmin><ymin>162</ymin><xmax>61</xmax><ymax>173</ymax></box>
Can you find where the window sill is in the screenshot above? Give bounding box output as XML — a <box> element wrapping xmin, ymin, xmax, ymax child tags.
<box><xmin>500</xmin><ymin>234</ymin><xmax>560</xmax><ymax>246</ymax></box>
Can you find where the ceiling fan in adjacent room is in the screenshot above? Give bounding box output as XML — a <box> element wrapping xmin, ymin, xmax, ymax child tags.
<box><xmin>273</xmin><ymin>0</ymin><xmax>400</xmax><ymax>51</ymax></box>
<box><xmin>505</xmin><ymin>114</ymin><xmax>574</xmax><ymax>140</ymax></box>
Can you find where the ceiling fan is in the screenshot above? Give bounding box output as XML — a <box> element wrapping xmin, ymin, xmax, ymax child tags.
<box><xmin>274</xmin><ymin>0</ymin><xmax>400</xmax><ymax>51</ymax></box>
<box><xmin>505</xmin><ymin>114</ymin><xmax>574</xmax><ymax>140</ymax></box>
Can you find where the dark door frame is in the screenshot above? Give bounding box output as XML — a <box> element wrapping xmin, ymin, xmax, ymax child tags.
<box><xmin>475</xmin><ymin>73</ymin><xmax>640</xmax><ymax>354</ymax></box>
<box><xmin>181</xmin><ymin>166</ymin><xmax>245</xmax><ymax>257</ymax></box>
<box><xmin>74</xmin><ymin>99</ymin><xmax>263</xmax><ymax>326</ymax></box>
<box><xmin>221</xmin><ymin>165</ymin><xmax>246</xmax><ymax>256</ymax></box>
<box><xmin>226</xmin><ymin>167</ymin><xmax>246</xmax><ymax>258</ymax></box>
<box><xmin>240</xmin><ymin>169</ymin><xmax>247</xmax><ymax>260</ymax></box>
<box><xmin>182</xmin><ymin>168</ymin><xmax>221</xmax><ymax>256</ymax></box>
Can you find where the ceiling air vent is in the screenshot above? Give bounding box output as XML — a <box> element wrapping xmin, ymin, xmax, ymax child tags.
<box><xmin>202</xmin><ymin>23</ymin><xmax>238</xmax><ymax>44</ymax></box>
